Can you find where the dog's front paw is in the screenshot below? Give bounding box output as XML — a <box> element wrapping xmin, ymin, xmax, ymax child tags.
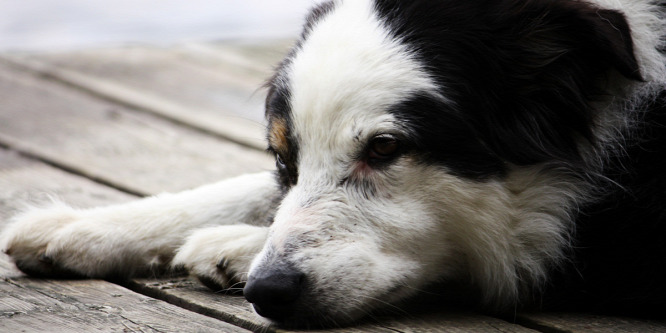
<box><xmin>172</xmin><ymin>225</ymin><xmax>268</xmax><ymax>292</ymax></box>
<box><xmin>1</xmin><ymin>204</ymin><xmax>86</xmax><ymax>278</ymax></box>
<box><xmin>1</xmin><ymin>204</ymin><xmax>146</xmax><ymax>279</ymax></box>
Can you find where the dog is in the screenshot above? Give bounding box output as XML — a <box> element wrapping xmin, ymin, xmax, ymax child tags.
<box><xmin>2</xmin><ymin>0</ymin><xmax>665</xmax><ymax>328</ymax></box>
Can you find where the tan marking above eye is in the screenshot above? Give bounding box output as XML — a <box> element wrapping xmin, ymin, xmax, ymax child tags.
<box><xmin>269</xmin><ymin>117</ymin><xmax>289</xmax><ymax>155</ymax></box>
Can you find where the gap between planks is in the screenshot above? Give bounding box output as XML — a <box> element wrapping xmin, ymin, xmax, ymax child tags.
<box><xmin>0</xmin><ymin>54</ymin><xmax>268</xmax><ymax>151</ymax></box>
<box><xmin>0</xmin><ymin>140</ymin><xmax>149</xmax><ymax>198</ymax></box>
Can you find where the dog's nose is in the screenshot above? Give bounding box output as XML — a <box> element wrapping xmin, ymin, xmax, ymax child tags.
<box><xmin>244</xmin><ymin>264</ymin><xmax>305</xmax><ymax>321</ymax></box>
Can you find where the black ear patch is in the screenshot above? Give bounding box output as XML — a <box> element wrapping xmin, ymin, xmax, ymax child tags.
<box><xmin>519</xmin><ymin>3</ymin><xmax>642</xmax><ymax>82</ymax></box>
<box><xmin>506</xmin><ymin>2</ymin><xmax>643</xmax><ymax>82</ymax></box>
<box><xmin>375</xmin><ymin>0</ymin><xmax>644</xmax><ymax>175</ymax></box>
<box><xmin>478</xmin><ymin>0</ymin><xmax>644</xmax><ymax>165</ymax></box>
<box><xmin>586</xmin><ymin>9</ymin><xmax>643</xmax><ymax>81</ymax></box>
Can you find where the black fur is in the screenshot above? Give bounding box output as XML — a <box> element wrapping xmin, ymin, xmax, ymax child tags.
<box><xmin>552</xmin><ymin>91</ymin><xmax>666</xmax><ymax>316</ymax></box>
<box><xmin>374</xmin><ymin>0</ymin><xmax>641</xmax><ymax>178</ymax></box>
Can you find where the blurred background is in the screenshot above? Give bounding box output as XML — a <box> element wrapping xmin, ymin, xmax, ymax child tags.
<box><xmin>0</xmin><ymin>0</ymin><xmax>317</xmax><ymax>52</ymax></box>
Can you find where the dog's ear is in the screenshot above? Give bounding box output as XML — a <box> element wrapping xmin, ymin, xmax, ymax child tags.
<box><xmin>574</xmin><ymin>7</ymin><xmax>643</xmax><ymax>81</ymax></box>
<box><xmin>504</xmin><ymin>1</ymin><xmax>642</xmax><ymax>82</ymax></box>
<box><xmin>471</xmin><ymin>1</ymin><xmax>645</xmax><ymax>166</ymax></box>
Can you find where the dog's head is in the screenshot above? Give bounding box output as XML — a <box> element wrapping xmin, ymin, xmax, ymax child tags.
<box><xmin>244</xmin><ymin>0</ymin><xmax>644</xmax><ymax>327</ymax></box>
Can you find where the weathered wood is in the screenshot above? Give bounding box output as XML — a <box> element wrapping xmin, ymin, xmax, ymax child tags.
<box><xmin>516</xmin><ymin>312</ymin><xmax>666</xmax><ymax>333</ymax></box>
<box><xmin>129</xmin><ymin>278</ymin><xmax>395</xmax><ymax>333</ymax></box>
<box><xmin>0</xmin><ymin>277</ymin><xmax>250</xmax><ymax>332</ymax></box>
<box><xmin>178</xmin><ymin>41</ymin><xmax>294</xmax><ymax>78</ymax></box>
<box><xmin>0</xmin><ymin>62</ymin><xmax>273</xmax><ymax>195</ymax></box>
<box><xmin>0</xmin><ymin>149</ymin><xmax>135</xmax><ymax>223</ymax></box>
<box><xmin>378</xmin><ymin>311</ymin><xmax>539</xmax><ymax>333</ymax></box>
<box><xmin>1</xmin><ymin>41</ymin><xmax>292</xmax><ymax>149</ymax></box>
<box><xmin>129</xmin><ymin>278</ymin><xmax>539</xmax><ymax>333</ymax></box>
<box><xmin>128</xmin><ymin>278</ymin><xmax>266</xmax><ymax>331</ymax></box>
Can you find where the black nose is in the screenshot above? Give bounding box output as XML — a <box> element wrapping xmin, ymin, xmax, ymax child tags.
<box><xmin>243</xmin><ymin>264</ymin><xmax>305</xmax><ymax>321</ymax></box>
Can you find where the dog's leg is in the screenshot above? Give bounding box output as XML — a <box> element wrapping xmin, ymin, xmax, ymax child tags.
<box><xmin>172</xmin><ymin>224</ymin><xmax>268</xmax><ymax>291</ymax></box>
<box><xmin>0</xmin><ymin>171</ymin><xmax>280</xmax><ymax>280</ymax></box>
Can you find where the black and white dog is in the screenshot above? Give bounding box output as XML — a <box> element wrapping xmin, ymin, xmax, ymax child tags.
<box><xmin>2</xmin><ymin>0</ymin><xmax>665</xmax><ymax>328</ymax></box>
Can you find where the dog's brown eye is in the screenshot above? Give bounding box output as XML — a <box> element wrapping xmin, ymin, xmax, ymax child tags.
<box><xmin>276</xmin><ymin>154</ymin><xmax>286</xmax><ymax>167</ymax></box>
<box><xmin>369</xmin><ymin>136</ymin><xmax>399</xmax><ymax>161</ymax></box>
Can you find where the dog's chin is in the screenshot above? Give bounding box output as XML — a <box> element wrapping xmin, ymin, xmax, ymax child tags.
<box><xmin>256</xmin><ymin>280</ymin><xmax>441</xmax><ymax>328</ymax></box>
<box><xmin>247</xmin><ymin>283</ymin><xmax>402</xmax><ymax>329</ymax></box>
<box><xmin>258</xmin><ymin>281</ymin><xmax>475</xmax><ymax>329</ymax></box>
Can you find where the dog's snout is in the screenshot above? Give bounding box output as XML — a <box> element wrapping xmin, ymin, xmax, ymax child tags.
<box><xmin>244</xmin><ymin>264</ymin><xmax>305</xmax><ymax>321</ymax></box>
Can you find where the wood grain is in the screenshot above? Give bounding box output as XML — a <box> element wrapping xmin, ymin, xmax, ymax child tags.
<box><xmin>0</xmin><ymin>62</ymin><xmax>273</xmax><ymax>195</ymax></box>
<box><xmin>378</xmin><ymin>311</ymin><xmax>539</xmax><ymax>333</ymax></box>
<box><xmin>516</xmin><ymin>312</ymin><xmax>666</xmax><ymax>333</ymax></box>
<box><xmin>128</xmin><ymin>278</ymin><xmax>539</xmax><ymax>333</ymax></box>
<box><xmin>0</xmin><ymin>149</ymin><xmax>135</xmax><ymax>222</ymax></box>
<box><xmin>1</xmin><ymin>41</ymin><xmax>292</xmax><ymax>149</ymax></box>
<box><xmin>0</xmin><ymin>277</ymin><xmax>250</xmax><ymax>332</ymax></box>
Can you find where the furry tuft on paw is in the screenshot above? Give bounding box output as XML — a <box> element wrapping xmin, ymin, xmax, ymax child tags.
<box><xmin>172</xmin><ymin>225</ymin><xmax>268</xmax><ymax>292</ymax></box>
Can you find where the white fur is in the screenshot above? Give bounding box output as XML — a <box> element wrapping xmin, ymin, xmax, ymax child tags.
<box><xmin>173</xmin><ymin>224</ymin><xmax>268</xmax><ymax>289</ymax></box>
<box><xmin>1</xmin><ymin>172</ymin><xmax>279</xmax><ymax>278</ymax></box>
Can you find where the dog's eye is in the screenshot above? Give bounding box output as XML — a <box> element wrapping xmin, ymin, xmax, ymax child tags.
<box><xmin>368</xmin><ymin>135</ymin><xmax>400</xmax><ymax>162</ymax></box>
<box><xmin>276</xmin><ymin>153</ymin><xmax>287</xmax><ymax>169</ymax></box>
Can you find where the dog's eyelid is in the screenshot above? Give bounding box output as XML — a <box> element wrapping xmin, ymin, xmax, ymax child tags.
<box><xmin>276</xmin><ymin>153</ymin><xmax>286</xmax><ymax>167</ymax></box>
<box><xmin>363</xmin><ymin>133</ymin><xmax>407</xmax><ymax>167</ymax></box>
<box><xmin>267</xmin><ymin>146</ymin><xmax>290</xmax><ymax>174</ymax></box>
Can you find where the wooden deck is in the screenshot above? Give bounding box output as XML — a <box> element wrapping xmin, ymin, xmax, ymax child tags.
<box><xmin>0</xmin><ymin>41</ymin><xmax>664</xmax><ymax>332</ymax></box>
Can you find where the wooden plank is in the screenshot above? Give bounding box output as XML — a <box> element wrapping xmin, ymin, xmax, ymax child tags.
<box><xmin>177</xmin><ymin>40</ymin><xmax>294</xmax><ymax>78</ymax></box>
<box><xmin>129</xmin><ymin>278</ymin><xmax>538</xmax><ymax>333</ymax></box>
<box><xmin>378</xmin><ymin>311</ymin><xmax>539</xmax><ymax>333</ymax></box>
<box><xmin>0</xmin><ymin>61</ymin><xmax>273</xmax><ymax>195</ymax></box>
<box><xmin>516</xmin><ymin>312</ymin><xmax>666</xmax><ymax>333</ymax></box>
<box><xmin>0</xmin><ymin>149</ymin><xmax>249</xmax><ymax>332</ymax></box>
<box><xmin>1</xmin><ymin>40</ymin><xmax>293</xmax><ymax>149</ymax></box>
<box><xmin>0</xmin><ymin>149</ymin><xmax>135</xmax><ymax>223</ymax></box>
<box><xmin>128</xmin><ymin>277</ymin><xmax>393</xmax><ymax>333</ymax></box>
<box><xmin>0</xmin><ymin>278</ymin><xmax>250</xmax><ymax>332</ymax></box>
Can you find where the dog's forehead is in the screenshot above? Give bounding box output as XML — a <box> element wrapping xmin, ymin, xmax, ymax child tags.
<box><xmin>283</xmin><ymin>0</ymin><xmax>440</xmax><ymax>147</ymax></box>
